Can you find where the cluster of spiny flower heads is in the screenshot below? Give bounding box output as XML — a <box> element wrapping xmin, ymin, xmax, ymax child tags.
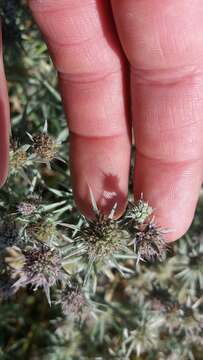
<box><xmin>123</xmin><ymin>196</ymin><xmax>169</xmax><ymax>262</ymax></box>
<box><xmin>9</xmin><ymin>124</ymin><xmax>63</xmax><ymax>178</ymax></box>
<box><xmin>3</xmin><ymin>189</ymin><xmax>169</xmax><ymax>314</ymax></box>
<box><xmin>71</xmin><ymin>190</ymin><xmax>168</xmax><ymax>264</ymax></box>
<box><xmin>1</xmin><ymin>7</ymin><xmax>203</xmax><ymax>356</ymax></box>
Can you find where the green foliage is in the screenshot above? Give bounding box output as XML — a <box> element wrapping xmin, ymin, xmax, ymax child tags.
<box><xmin>0</xmin><ymin>3</ymin><xmax>203</xmax><ymax>360</ymax></box>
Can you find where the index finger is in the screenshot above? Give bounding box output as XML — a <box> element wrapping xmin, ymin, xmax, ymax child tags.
<box><xmin>28</xmin><ymin>0</ymin><xmax>131</xmax><ymax>218</ymax></box>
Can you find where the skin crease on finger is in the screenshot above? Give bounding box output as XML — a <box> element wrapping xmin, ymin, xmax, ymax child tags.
<box><xmin>111</xmin><ymin>0</ymin><xmax>203</xmax><ymax>241</ymax></box>
<box><xmin>0</xmin><ymin>26</ymin><xmax>10</xmax><ymax>186</ymax></box>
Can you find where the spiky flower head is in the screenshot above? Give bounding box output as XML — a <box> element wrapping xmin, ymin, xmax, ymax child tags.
<box><xmin>9</xmin><ymin>146</ymin><xmax>29</xmax><ymax>173</ymax></box>
<box><xmin>74</xmin><ymin>187</ymin><xmax>130</xmax><ymax>263</ymax></box>
<box><xmin>17</xmin><ymin>201</ymin><xmax>37</xmax><ymax>216</ymax></box>
<box><xmin>32</xmin><ymin>133</ymin><xmax>59</xmax><ymax>161</ymax></box>
<box><xmin>178</xmin><ymin>305</ymin><xmax>203</xmax><ymax>336</ymax></box>
<box><xmin>125</xmin><ymin>194</ymin><xmax>153</xmax><ymax>225</ymax></box>
<box><xmin>66</xmin><ymin>188</ymin><xmax>135</xmax><ymax>286</ymax></box>
<box><xmin>173</xmin><ymin>235</ymin><xmax>203</xmax><ymax>292</ymax></box>
<box><xmin>165</xmin><ymin>303</ymin><xmax>203</xmax><ymax>336</ymax></box>
<box><xmin>126</xmin><ymin>196</ymin><xmax>153</xmax><ymax>225</ymax></box>
<box><xmin>80</xmin><ymin>213</ymin><xmax>130</xmax><ymax>262</ymax></box>
<box><xmin>59</xmin><ymin>282</ymin><xmax>89</xmax><ymax>321</ymax></box>
<box><xmin>5</xmin><ymin>244</ymin><xmax>63</xmax><ymax>305</ymax></box>
<box><xmin>26</xmin><ymin>219</ymin><xmax>57</xmax><ymax>243</ymax></box>
<box><xmin>133</xmin><ymin>222</ymin><xmax>167</xmax><ymax>262</ymax></box>
<box><xmin>124</xmin><ymin>309</ymin><xmax>164</xmax><ymax>358</ymax></box>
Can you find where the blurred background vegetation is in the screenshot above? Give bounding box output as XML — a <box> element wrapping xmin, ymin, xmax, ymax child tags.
<box><xmin>0</xmin><ymin>1</ymin><xmax>203</xmax><ymax>359</ymax></box>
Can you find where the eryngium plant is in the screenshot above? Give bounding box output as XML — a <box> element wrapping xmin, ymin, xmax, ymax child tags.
<box><xmin>73</xmin><ymin>212</ymin><xmax>131</xmax><ymax>262</ymax></box>
<box><xmin>125</xmin><ymin>196</ymin><xmax>153</xmax><ymax>224</ymax></box>
<box><xmin>61</xmin><ymin>189</ymin><xmax>138</xmax><ymax>286</ymax></box>
<box><xmin>123</xmin><ymin>198</ymin><xmax>169</xmax><ymax>262</ymax></box>
<box><xmin>1</xmin><ymin>10</ymin><xmax>203</xmax><ymax>357</ymax></box>
<box><xmin>32</xmin><ymin>133</ymin><xmax>59</xmax><ymax>161</ymax></box>
<box><xmin>133</xmin><ymin>221</ymin><xmax>168</xmax><ymax>262</ymax></box>
<box><xmin>17</xmin><ymin>201</ymin><xmax>38</xmax><ymax>216</ymax></box>
<box><xmin>58</xmin><ymin>282</ymin><xmax>89</xmax><ymax>321</ymax></box>
<box><xmin>5</xmin><ymin>244</ymin><xmax>66</xmax><ymax>305</ymax></box>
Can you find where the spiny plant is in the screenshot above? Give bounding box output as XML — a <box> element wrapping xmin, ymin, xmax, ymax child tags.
<box><xmin>123</xmin><ymin>198</ymin><xmax>169</xmax><ymax>262</ymax></box>
<box><xmin>4</xmin><ymin>178</ymin><xmax>167</xmax><ymax>302</ymax></box>
<box><xmin>5</xmin><ymin>244</ymin><xmax>67</xmax><ymax>305</ymax></box>
<box><xmin>2</xmin><ymin>119</ymin><xmax>203</xmax><ymax>360</ymax></box>
<box><xmin>1</xmin><ymin>4</ymin><xmax>203</xmax><ymax>358</ymax></box>
<box><xmin>57</xmin><ymin>281</ymin><xmax>90</xmax><ymax>321</ymax></box>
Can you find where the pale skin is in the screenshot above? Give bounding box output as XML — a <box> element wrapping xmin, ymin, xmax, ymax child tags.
<box><xmin>1</xmin><ymin>0</ymin><xmax>203</xmax><ymax>242</ymax></box>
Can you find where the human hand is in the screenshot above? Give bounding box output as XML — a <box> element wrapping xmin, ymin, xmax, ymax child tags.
<box><xmin>1</xmin><ymin>0</ymin><xmax>203</xmax><ymax>242</ymax></box>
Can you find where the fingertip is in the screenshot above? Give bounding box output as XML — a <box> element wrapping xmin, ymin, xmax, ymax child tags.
<box><xmin>70</xmin><ymin>133</ymin><xmax>130</xmax><ymax>220</ymax></box>
<box><xmin>134</xmin><ymin>155</ymin><xmax>202</xmax><ymax>243</ymax></box>
<box><xmin>163</xmin><ymin>227</ymin><xmax>190</xmax><ymax>243</ymax></box>
<box><xmin>154</xmin><ymin>214</ymin><xmax>193</xmax><ymax>243</ymax></box>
